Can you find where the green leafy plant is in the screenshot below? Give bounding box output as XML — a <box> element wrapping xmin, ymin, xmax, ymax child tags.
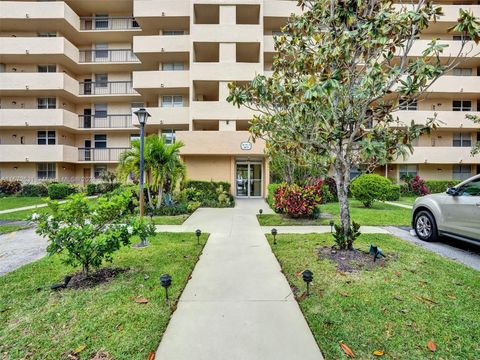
<box><xmin>425</xmin><ymin>180</ymin><xmax>462</xmax><ymax>194</ymax></box>
<box><xmin>32</xmin><ymin>190</ymin><xmax>155</xmax><ymax>275</ymax></box>
<box><xmin>47</xmin><ymin>183</ymin><xmax>77</xmax><ymax>200</ymax></box>
<box><xmin>20</xmin><ymin>183</ymin><xmax>48</xmax><ymax>197</ymax></box>
<box><xmin>385</xmin><ymin>184</ymin><xmax>401</xmax><ymax>201</ymax></box>
<box><xmin>332</xmin><ymin>221</ymin><xmax>361</xmax><ymax>250</ymax></box>
<box><xmin>350</xmin><ymin>174</ymin><xmax>392</xmax><ymax>208</ymax></box>
<box><xmin>0</xmin><ymin>180</ymin><xmax>22</xmax><ymax>196</ymax></box>
<box><xmin>273</xmin><ymin>182</ymin><xmax>323</xmax><ymax>218</ymax></box>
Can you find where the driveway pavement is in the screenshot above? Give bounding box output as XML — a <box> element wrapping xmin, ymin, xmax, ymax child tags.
<box><xmin>155</xmin><ymin>199</ymin><xmax>323</xmax><ymax>360</ymax></box>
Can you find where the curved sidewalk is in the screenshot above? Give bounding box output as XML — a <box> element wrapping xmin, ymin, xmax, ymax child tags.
<box><xmin>155</xmin><ymin>199</ymin><xmax>323</xmax><ymax>360</ymax></box>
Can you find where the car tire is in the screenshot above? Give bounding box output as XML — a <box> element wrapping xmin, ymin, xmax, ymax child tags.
<box><xmin>414</xmin><ymin>210</ymin><xmax>438</xmax><ymax>242</ymax></box>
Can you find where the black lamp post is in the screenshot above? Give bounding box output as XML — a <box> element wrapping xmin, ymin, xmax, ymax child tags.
<box><xmin>302</xmin><ymin>269</ymin><xmax>313</xmax><ymax>296</ymax></box>
<box><xmin>134</xmin><ymin>107</ymin><xmax>151</xmax><ymax>247</ymax></box>
<box><xmin>329</xmin><ymin>220</ymin><xmax>335</xmax><ymax>233</ymax></box>
<box><xmin>271</xmin><ymin>228</ymin><xmax>278</xmax><ymax>244</ymax></box>
<box><xmin>160</xmin><ymin>273</ymin><xmax>172</xmax><ymax>304</ymax></box>
<box><xmin>195</xmin><ymin>229</ymin><xmax>202</xmax><ymax>245</ymax></box>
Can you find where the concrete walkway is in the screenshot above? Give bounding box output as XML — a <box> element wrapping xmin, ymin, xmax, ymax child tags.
<box><xmin>155</xmin><ymin>199</ymin><xmax>323</xmax><ymax>360</ymax></box>
<box><xmin>384</xmin><ymin>201</ymin><xmax>413</xmax><ymax>209</ymax></box>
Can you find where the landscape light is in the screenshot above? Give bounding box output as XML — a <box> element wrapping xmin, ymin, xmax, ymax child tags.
<box><xmin>271</xmin><ymin>228</ymin><xmax>278</xmax><ymax>245</ymax></box>
<box><xmin>302</xmin><ymin>270</ymin><xmax>313</xmax><ymax>296</ymax></box>
<box><xmin>160</xmin><ymin>273</ymin><xmax>172</xmax><ymax>304</ymax></box>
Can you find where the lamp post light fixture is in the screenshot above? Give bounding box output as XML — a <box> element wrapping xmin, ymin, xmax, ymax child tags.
<box><xmin>160</xmin><ymin>273</ymin><xmax>172</xmax><ymax>304</ymax></box>
<box><xmin>195</xmin><ymin>229</ymin><xmax>202</xmax><ymax>245</ymax></box>
<box><xmin>271</xmin><ymin>228</ymin><xmax>278</xmax><ymax>245</ymax></box>
<box><xmin>259</xmin><ymin>209</ymin><xmax>263</xmax><ymax>215</ymax></box>
<box><xmin>134</xmin><ymin>107</ymin><xmax>151</xmax><ymax>247</ymax></box>
<box><xmin>329</xmin><ymin>220</ymin><xmax>335</xmax><ymax>233</ymax></box>
<box><xmin>302</xmin><ymin>269</ymin><xmax>313</xmax><ymax>296</ymax></box>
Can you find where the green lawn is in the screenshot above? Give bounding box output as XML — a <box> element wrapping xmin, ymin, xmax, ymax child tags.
<box><xmin>396</xmin><ymin>196</ymin><xmax>417</xmax><ymax>206</ymax></box>
<box><xmin>0</xmin><ymin>197</ymin><xmax>46</xmax><ymax>211</ymax></box>
<box><xmin>0</xmin><ymin>225</ymin><xmax>29</xmax><ymax>235</ymax></box>
<box><xmin>0</xmin><ymin>206</ymin><xmax>50</xmax><ymax>222</ymax></box>
<box><xmin>258</xmin><ymin>200</ymin><xmax>412</xmax><ymax>226</ymax></box>
<box><xmin>0</xmin><ymin>232</ymin><xmax>208</xmax><ymax>360</ymax></box>
<box><xmin>268</xmin><ymin>233</ymin><xmax>479</xmax><ymax>359</ymax></box>
<box><xmin>152</xmin><ymin>214</ymin><xmax>190</xmax><ymax>225</ymax></box>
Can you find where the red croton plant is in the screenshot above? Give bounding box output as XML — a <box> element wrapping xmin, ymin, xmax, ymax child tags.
<box><xmin>274</xmin><ymin>180</ymin><xmax>323</xmax><ymax>218</ymax></box>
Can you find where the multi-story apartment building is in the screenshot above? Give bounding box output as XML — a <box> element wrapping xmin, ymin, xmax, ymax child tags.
<box><xmin>0</xmin><ymin>0</ymin><xmax>479</xmax><ymax>199</ymax></box>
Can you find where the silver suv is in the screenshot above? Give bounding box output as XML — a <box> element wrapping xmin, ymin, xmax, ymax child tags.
<box><xmin>413</xmin><ymin>174</ymin><xmax>480</xmax><ymax>243</ymax></box>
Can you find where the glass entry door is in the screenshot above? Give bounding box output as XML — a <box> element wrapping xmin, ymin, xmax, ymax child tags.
<box><xmin>236</xmin><ymin>162</ymin><xmax>263</xmax><ymax>198</ymax></box>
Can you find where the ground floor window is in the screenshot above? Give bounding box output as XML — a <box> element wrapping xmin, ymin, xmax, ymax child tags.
<box><xmin>399</xmin><ymin>164</ymin><xmax>418</xmax><ymax>179</ymax></box>
<box><xmin>162</xmin><ymin>129</ymin><xmax>176</xmax><ymax>144</ymax></box>
<box><xmin>453</xmin><ymin>165</ymin><xmax>472</xmax><ymax>181</ymax></box>
<box><xmin>349</xmin><ymin>166</ymin><xmax>361</xmax><ymax>180</ymax></box>
<box><xmin>37</xmin><ymin>163</ymin><xmax>56</xmax><ymax>179</ymax></box>
<box><xmin>94</xmin><ymin>165</ymin><xmax>107</xmax><ymax>179</ymax></box>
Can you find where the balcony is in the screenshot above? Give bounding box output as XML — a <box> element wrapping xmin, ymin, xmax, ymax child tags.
<box><xmin>406</xmin><ymin>40</ymin><xmax>480</xmax><ymax>58</ymax></box>
<box><xmin>392</xmin><ymin>147</ymin><xmax>480</xmax><ymax>164</ymax></box>
<box><xmin>133</xmin><ymin>71</ymin><xmax>189</xmax><ymax>93</ymax></box>
<box><xmin>0</xmin><ymin>109</ymin><xmax>78</xmax><ymax>129</ymax></box>
<box><xmin>79</xmin><ymin>49</ymin><xmax>139</xmax><ymax>63</ymax></box>
<box><xmin>176</xmin><ymin>131</ymin><xmax>265</xmax><ymax>156</ymax></box>
<box><xmin>78</xmin><ymin>115</ymin><xmax>134</xmax><ymax>129</ymax></box>
<box><xmin>0</xmin><ymin>73</ymin><xmax>78</xmax><ymax>98</ymax></box>
<box><xmin>133</xmin><ymin>35</ymin><xmax>190</xmax><ymax>63</ymax></box>
<box><xmin>191</xmin><ymin>102</ymin><xmax>256</xmax><ymax>120</ymax></box>
<box><xmin>428</xmin><ymin>76</ymin><xmax>480</xmax><ymax>96</ymax></box>
<box><xmin>133</xmin><ymin>107</ymin><xmax>190</xmax><ymax>126</ymax></box>
<box><xmin>78</xmin><ymin>148</ymin><xmax>130</xmax><ymax>162</ymax></box>
<box><xmin>191</xmin><ymin>63</ymin><xmax>262</xmax><ymax>81</ymax></box>
<box><xmin>395</xmin><ymin>110</ymin><xmax>480</xmax><ymax>129</ymax></box>
<box><xmin>79</xmin><ymin>17</ymin><xmax>139</xmax><ymax>31</ymax></box>
<box><xmin>191</xmin><ymin>24</ymin><xmax>262</xmax><ymax>42</ymax></box>
<box><xmin>263</xmin><ymin>0</ymin><xmax>302</xmax><ymax>17</ymax></box>
<box><xmin>79</xmin><ymin>81</ymin><xmax>138</xmax><ymax>96</ymax></box>
<box><xmin>0</xmin><ymin>145</ymin><xmax>78</xmax><ymax>163</ymax></box>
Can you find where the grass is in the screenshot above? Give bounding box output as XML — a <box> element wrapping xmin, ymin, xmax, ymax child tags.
<box><xmin>268</xmin><ymin>233</ymin><xmax>480</xmax><ymax>359</ymax></box>
<box><xmin>396</xmin><ymin>196</ymin><xmax>417</xmax><ymax>206</ymax></box>
<box><xmin>258</xmin><ymin>200</ymin><xmax>412</xmax><ymax>227</ymax></box>
<box><xmin>0</xmin><ymin>225</ymin><xmax>29</xmax><ymax>235</ymax></box>
<box><xmin>0</xmin><ymin>197</ymin><xmax>46</xmax><ymax>211</ymax></box>
<box><xmin>151</xmin><ymin>214</ymin><xmax>190</xmax><ymax>225</ymax></box>
<box><xmin>0</xmin><ymin>206</ymin><xmax>50</xmax><ymax>222</ymax></box>
<box><xmin>0</xmin><ymin>232</ymin><xmax>208</xmax><ymax>360</ymax></box>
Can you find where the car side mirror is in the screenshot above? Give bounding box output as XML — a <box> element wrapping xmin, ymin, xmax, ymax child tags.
<box><xmin>446</xmin><ymin>187</ymin><xmax>459</xmax><ymax>196</ymax></box>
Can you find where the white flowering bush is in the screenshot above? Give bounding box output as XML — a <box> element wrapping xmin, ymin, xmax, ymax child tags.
<box><xmin>33</xmin><ymin>189</ymin><xmax>155</xmax><ymax>275</ymax></box>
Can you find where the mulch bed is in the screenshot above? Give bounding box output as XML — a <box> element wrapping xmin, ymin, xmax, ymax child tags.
<box><xmin>317</xmin><ymin>246</ymin><xmax>393</xmax><ymax>272</ymax></box>
<box><xmin>62</xmin><ymin>267</ymin><xmax>129</xmax><ymax>290</ymax></box>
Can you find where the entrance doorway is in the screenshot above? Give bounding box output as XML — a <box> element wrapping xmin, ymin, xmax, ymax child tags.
<box><xmin>236</xmin><ymin>161</ymin><xmax>263</xmax><ymax>198</ymax></box>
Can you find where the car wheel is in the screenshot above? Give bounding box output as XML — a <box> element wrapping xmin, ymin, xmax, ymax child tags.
<box><xmin>414</xmin><ymin>210</ymin><xmax>438</xmax><ymax>242</ymax></box>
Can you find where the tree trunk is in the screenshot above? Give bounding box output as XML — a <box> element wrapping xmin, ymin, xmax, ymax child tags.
<box><xmin>156</xmin><ymin>184</ymin><xmax>163</xmax><ymax>209</ymax></box>
<box><xmin>147</xmin><ymin>185</ymin><xmax>152</xmax><ymax>207</ymax></box>
<box><xmin>333</xmin><ymin>157</ymin><xmax>352</xmax><ymax>248</ymax></box>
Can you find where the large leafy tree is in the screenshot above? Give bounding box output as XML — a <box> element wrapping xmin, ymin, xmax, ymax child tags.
<box><xmin>228</xmin><ymin>0</ymin><xmax>480</xmax><ymax>242</ymax></box>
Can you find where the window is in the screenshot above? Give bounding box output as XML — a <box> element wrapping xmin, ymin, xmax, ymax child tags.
<box><xmin>94</xmin><ymin>165</ymin><xmax>107</xmax><ymax>179</ymax></box>
<box><xmin>131</xmin><ymin>102</ymin><xmax>145</xmax><ymax>109</ymax></box>
<box><xmin>37</xmin><ymin>64</ymin><xmax>56</xmax><ymax>73</ymax></box>
<box><xmin>37</xmin><ymin>97</ymin><xmax>56</xmax><ymax>109</ymax></box>
<box><xmin>453</xmin><ymin>165</ymin><xmax>472</xmax><ymax>181</ymax></box>
<box><xmin>130</xmin><ymin>134</ymin><xmax>140</xmax><ymax>144</ymax></box>
<box><xmin>94</xmin><ymin>103</ymin><xmax>107</xmax><ymax>118</ymax></box>
<box><xmin>95</xmin><ymin>14</ymin><xmax>109</xmax><ymax>29</ymax></box>
<box><xmin>453</xmin><ymin>35</ymin><xmax>471</xmax><ymax>41</ymax></box>
<box><xmin>459</xmin><ymin>178</ymin><xmax>480</xmax><ymax>196</ymax></box>
<box><xmin>163</xmin><ymin>30</ymin><xmax>185</xmax><ymax>35</ymax></box>
<box><xmin>162</xmin><ymin>129</ymin><xmax>176</xmax><ymax>144</ymax></box>
<box><xmin>453</xmin><ymin>68</ymin><xmax>472</xmax><ymax>76</ymax></box>
<box><xmin>37</xmin><ymin>131</ymin><xmax>56</xmax><ymax>145</ymax></box>
<box><xmin>37</xmin><ymin>32</ymin><xmax>56</xmax><ymax>37</ymax></box>
<box><xmin>162</xmin><ymin>96</ymin><xmax>183</xmax><ymax>108</ymax></box>
<box><xmin>399</xmin><ymin>164</ymin><xmax>418</xmax><ymax>179</ymax></box>
<box><xmin>162</xmin><ymin>63</ymin><xmax>184</xmax><ymax>71</ymax></box>
<box><xmin>399</xmin><ymin>99</ymin><xmax>418</xmax><ymax>111</ymax></box>
<box><xmin>349</xmin><ymin>166</ymin><xmax>361</xmax><ymax>180</ymax></box>
<box><xmin>1</xmin><ymin>63</ymin><xmax>6</xmax><ymax>72</ymax></box>
<box><xmin>453</xmin><ymin>132</ymin><xmax>472</xmax><ymax>147</ymax></box>
<box><xmin>452</xmin><ymin>100</ymin><xmax>472</xmax><ymax>111</ymax></box>
<box><xmin>37</xmin><ymin>163</ymin><xmax>56</xmax><ymax>179</ymax></box>
<box><xmin>94</xmin><ymin>134</ymin><xmax>107</xmax><ymax>148</ymax></box>
<box><xmin>94</xmin><ymin>43</ymin><xmax>108</xmax><ymax>59</ymax></box>
<box><xmin>95</xmin><ymin>74</ymin><xmax>108</xmax><ymax>87</ymax></box>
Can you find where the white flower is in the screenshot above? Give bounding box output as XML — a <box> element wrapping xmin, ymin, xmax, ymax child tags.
<box><xmin>127</xmin><ymin>226</ymin><xmax>134</xmax><ymax>235</ymax></box>
<box><xmin>92</xmin><ymin>211</ymin><xmax>98</xmax><ymax>217</ymax></box>
<box><xmin>31</xmin><ymin>213</ymin><xmax>40</xmax><ymax>221</ymax></box>
<box><xmin>47</xmin><ymin>215</ymin><xmax>54</xmax><ymax>223</ymax></box>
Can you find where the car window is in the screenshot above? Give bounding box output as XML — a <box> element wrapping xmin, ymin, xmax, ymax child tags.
<box><xmin>459</xmin><ymin>178</ymin><xmax>480</xmax><ymax>196</ymax></box>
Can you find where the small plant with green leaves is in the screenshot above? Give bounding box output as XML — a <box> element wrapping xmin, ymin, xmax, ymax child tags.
<box><xmin>350</xmin><ymin>174</ymin><xmax>392</xmax><ymax>208</ymax></box>
<box><xmin>332</xmin><ymin>221</ymin><xmax>361</xmax><ymax>250</ymax></box>
<box><xmin>32</xmin><ymin>190</ymin><xmax>155</xmax><ymax>276</ymax></box>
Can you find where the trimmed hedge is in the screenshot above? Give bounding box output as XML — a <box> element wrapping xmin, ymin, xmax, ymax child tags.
<box><xmin>181</xmin><ymin>180</ymin><xmax>233</xmax><ymax>208</ymax></box>
<box><xmin>86</xmin><ymin>182</ymin><xmax>121</xmax><ymax>196</ymax></box>
<box><xmin>21</xmin><ymin>184</ymin><xmax>48</xmax><ymax>197</ymax></box>
<box><xmin>47</xmin><ymin>183</ymin><xmax>77</xmax><ymax>200</ymax></box>
<box><xmin>182</xmin><ymin>180</ymin><xmax>231</xmax><ymax>194</ymax></box>
<box><xmin>425</xmin><ymin>180</ymin><xmax>462</xmax><ymax>194</ymax></box>
<box><xmin>350</xmin><ymin>174</ymin><xmax>392</xmax><ymax>207</ymax></box>
<box><xmin>385</xmin><ymin>184</ymin><xmax>401</xmax><ymax>201</ymax></box>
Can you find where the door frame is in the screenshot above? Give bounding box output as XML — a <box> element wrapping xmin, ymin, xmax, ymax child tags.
<box><xmin>235</xmin><ymin>161</ymin><xmax>263</xmax><ymax>198</ymax></box>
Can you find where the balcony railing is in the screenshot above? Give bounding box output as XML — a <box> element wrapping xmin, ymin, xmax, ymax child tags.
<box><xmin>79</xmin><ymin>81</ymin><xmax>137</xmax><ymax>95</ymax></box>
<box><xmin>79</xmin><ymin>49</ymin><xmax>139</xmax><ymax>63</ymax></box>
<box><xmin>78</xmin><ymin>148</ymin><xmax>129</xmax><ymax>162</ymax></box>
<box><xmin>78</xmin><ymin>115</ymin><xmax>133</xmax><ymax>128</ymax></box>
<box><xmin>79</xmin><ymin>17</ymin><xmax>139</xmax><ymax>31</ymax></box>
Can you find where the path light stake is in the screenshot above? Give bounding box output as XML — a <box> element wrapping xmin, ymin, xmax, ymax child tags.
<box><xmin>195</xmin><ymin>229</ymin><xmax>202</xmax><ymax>245</ymax></box>
<box><xmin>329</xmin><ymin>220</ymin><xmax>335</xmax><ymax>233</ymax></box>
<box><xmin>302</xmin><ymin>270</ymin><xmax>313</xmax><ymax>296</ymax></box>
<box><xmin>259</xmin><ymin>209</ymin><xmax>263</xmax><ymax>215</ymax></box>
<box><xmin>160</xmin><ymin>274</ymin><xmax>172</xmax><ymax>304</ymax></box>
<box><xmin>271</xmin><ymin>228</ymin><xmax>277</xmax><ymax>245</ymax></box>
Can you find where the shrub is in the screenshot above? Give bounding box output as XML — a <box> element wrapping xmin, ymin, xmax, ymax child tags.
<box><xmin>324</xmin><ymin>177</ymin><xmax>338</xmax><ymax>201</ymax></box>
<box><xmin>350</xmin><ymin>174</ymin><xmax>392</xmax><ymax>208</ymax></box>
<box><xmin>187</xmin><ymin>201</ymin><xmax>201</xmax><ymax>213</ymax></box>
<box><xmin>86</xmin><ymin>183</ymin><xmax>98</xmax><ymax>196</ymax></box>
<box><xmin>21</xmin><ymin>183</ymin><xmax>48</xmax><ymax>197</ymax></box>
<box><xmin>410</xmin><ymin>176</ymin><xmax>429</xmax><ymax>196</ymax></box>
<box><xmin>149</xmin><ymin>201</ymin><xmax>189</xmax><ymax>216</ymax></box>
<box><xmin>385</xmin><ymin>184</ymin><xmax>401</xmax><ymax>201</ymax></box>
<box><xmin>86</xmin><ymin>182</ymin><xmax>121</xmax><ymax>196</ymax></box>
<box><xmin>273</xmin><ymin>182</ymin><xmax>322</xmax><ymax>217</ymax></box>
<box><xmin>267</xmin><ymin>183</ymin><xmax>281</xmax><ymax>209</ymax></box>
<box><xmin>47</xmin><ymin>183</ymin><xmax>77</xmax><ymax>200</ymax></box>
<box><xmin>425</xmin><ymin>180</ymin><xmax>462</xmax><ymax>194</ymax></box>
<box><xmin>0</xmin><ymin>180</ymin><xmax>22</xmax><ymax>196</ymax></box>
<box><xmin>181</xmin><ymin>180</ymin><xmax>233</xmax><ymax>208</ymax></box>
<box><xmin>32</xmin><ymin>190</ymin><xmax>155</xmax><ymax>275</ymax></box>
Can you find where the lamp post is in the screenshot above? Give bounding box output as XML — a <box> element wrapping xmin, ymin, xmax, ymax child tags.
<box><xmin>160</xmin><ymin>273</ymin><xmax>172</xmax><ymax>304</ymax></box>
<box><xmin>134</xmin><ymin>108</ymin><xmax>151</xmax><ymax>247</ymax></box>
<box><xmin>271</xmin><ymin>228</ymin><xmax>278</xmax><ymax>245</ymax></box>
<box><xmin>302</xmin><ymin>270</ymin><xmax>313</xmax><ymax>296</ymax></box>
<box><xmin>195</xmin><ymin>229</ymin><xmax>202</xmax><ymax>245</ymax></box>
